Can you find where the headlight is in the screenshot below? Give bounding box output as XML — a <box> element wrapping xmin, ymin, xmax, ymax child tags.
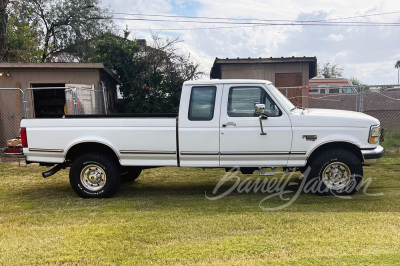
<box><xmin>369</xmin><ymin>125</ymin><xmax>380</xmax><ymax>144</ymax></box>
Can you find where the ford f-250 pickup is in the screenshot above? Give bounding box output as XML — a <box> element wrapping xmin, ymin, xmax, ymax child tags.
<box><xmin>17</xmin><ymin>80</ymin><xmax>384</xmax><ymax>198</ymax></box>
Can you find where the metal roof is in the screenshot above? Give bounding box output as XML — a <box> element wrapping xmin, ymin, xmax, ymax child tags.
<box><xmin>0</xmin><ymin>63</ymin><xmax>120</xmax><ymax>84</ymax></box>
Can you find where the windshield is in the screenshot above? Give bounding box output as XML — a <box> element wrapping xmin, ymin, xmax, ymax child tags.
<box><xmin>266</xmin><ymin>83</ymin><xmax>295</xmax><ymax>111</ymax></box>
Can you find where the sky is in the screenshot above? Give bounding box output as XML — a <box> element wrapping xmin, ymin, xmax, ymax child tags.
<box><xmin>100</xmin><ymin>0</ymin><xmax>400</xmax><ymax>85</ymax></box>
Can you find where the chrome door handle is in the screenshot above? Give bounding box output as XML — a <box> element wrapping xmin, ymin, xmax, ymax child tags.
<box><xmin>222</xmin><ymin>122</ymin><xmax>236</xmax><ymax>127</ymax></box>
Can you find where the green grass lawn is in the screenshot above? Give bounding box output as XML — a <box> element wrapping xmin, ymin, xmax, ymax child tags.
<box><xmin>0</xmin><ymin>158</ymin><xmax>400</xmax><ymax>265</ymax></box>
<box><xmin>382</xmin><ymin>130</ymin><xmax>400</xmax><ymax>156</ymax></box>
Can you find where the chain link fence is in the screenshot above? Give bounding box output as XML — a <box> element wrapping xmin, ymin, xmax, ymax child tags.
<box><xmin>361</xmin><ymin>87</ymin><xmax>400</xmax><ymax>155</ymax></box>
<box><xmin>0</xmin><ymin>88</ymin><xmax>25</xmax><ymax>162</ymax></box>
<box><xmin>278</xmin><ymin>87</ymin><xmax>308</xmax><ymax>108</ymax></box>
<box><xmin>65</xmin><ymin>88</ymin><xmax>107</xmax><ymax>115</ymax></box>
<box><xmin>307</xmin><ymin>86</ymin><xmax>360</xmax><ymax>112</ymax></box>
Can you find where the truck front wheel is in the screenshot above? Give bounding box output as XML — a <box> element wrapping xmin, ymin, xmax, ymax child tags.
<box><xmin>307</xmin><ymin>149</ymin><xmax>363</xmax><ymax>196</ymax></box>
<box><xmin>69</xmin><ymin>152</ymin><xmax>121</xmax><ymax>198</ymax></box>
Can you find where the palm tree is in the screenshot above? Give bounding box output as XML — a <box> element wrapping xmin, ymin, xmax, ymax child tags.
<box><xmin>396</xmin><ymin>60</ymin><xmax>400</xmax><ymax>84</ymax></box>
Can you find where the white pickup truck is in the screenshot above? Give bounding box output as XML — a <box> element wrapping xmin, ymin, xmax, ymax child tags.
<box><xmin>18</xmin><ymin>80</ymin><xmax>384</xmax><ymax>198</ymax></box>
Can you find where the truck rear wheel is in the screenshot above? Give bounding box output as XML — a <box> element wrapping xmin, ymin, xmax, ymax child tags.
<box><xmin>69</xmin><ymin>152</ymin><xmax>121</xmax><ymax>198</ymax></box>
<box><xmin>307</xmin><ymin>149</ymin><xmax>363</xmax><ymax>196</ymax></box>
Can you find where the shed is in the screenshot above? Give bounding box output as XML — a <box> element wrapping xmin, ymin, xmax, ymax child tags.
<box><xmin>210</xmin><ymin>57</ymin><xmax>317</xmax><ymax>87</ymax></box>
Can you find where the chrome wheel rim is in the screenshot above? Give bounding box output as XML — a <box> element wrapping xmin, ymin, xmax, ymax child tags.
<box><xmin>321</xmin><ymin>162</ymin><xmax>351</xmax><ymax>190</ymax></box>
<box><xmin>80</xmin><ymin>164</ymin><xmax>107</xmax><ymax>191</ymax></box>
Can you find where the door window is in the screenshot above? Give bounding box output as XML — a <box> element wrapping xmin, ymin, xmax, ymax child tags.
<box><xmin>227</xmin><ymin>87</ymin><xmax>281</xmax><ymax>117</ymax></box>
<box><xmin>188</xmin><ymin>86</ymin><xmax>217</xmax><ymax>121</ymax></box>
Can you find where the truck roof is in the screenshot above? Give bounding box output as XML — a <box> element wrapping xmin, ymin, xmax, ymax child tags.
<box><xmin>183</xmin><ymin>79</ymin><xmax>273</xmax><ymax>86</ymax></box>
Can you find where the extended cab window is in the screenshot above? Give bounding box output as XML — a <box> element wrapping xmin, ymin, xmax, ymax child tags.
<box><xmin>188</xmin><ymin>86</ymin><xmax>217</xmax><ymax>121</ymax></box>
<box><xmin>228</xmin><ymin>87</ymin><xmax>281</xmax><ymax>117</ymax></box>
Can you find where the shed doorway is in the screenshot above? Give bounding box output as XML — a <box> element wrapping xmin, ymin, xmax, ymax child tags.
<box><xmin>31</xmin><ymin>83</ymin><xmax>66</xmax><ymax>118</ymax></box>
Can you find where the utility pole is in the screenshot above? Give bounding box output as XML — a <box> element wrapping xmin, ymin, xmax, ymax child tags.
<box><xmin>396</xmin><ymin>60</ymin><xmax>400</xmax><ymax>85</ymax></box>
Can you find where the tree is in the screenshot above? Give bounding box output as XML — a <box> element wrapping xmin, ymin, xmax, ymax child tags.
<box><xmin>350</xmin><ymin>76</ymin><xmax>365</xmax><ymax>86</ymax></box>
<box><xmin>395</xmin><ymin>60</ymin><xmax>400</xmax><ymax>84</ymax></box>
<box><xmin>90</xmin><ymin>32</ymin><xmax>203</xmax><ymax>113</ymax></box>
<box><xmin>0</xmin><ymin>0</ymin><xmax>9</xmax><ymax>50</ymax></box>
<box><xmin>89</xmin><ymin>31</ymin><xmax>144</xmax><ymax>107</ymax></box>
<box><xmin>19</xmin><ymin>0</ymin><xmax>113</xmax><ymax>62</ymax></box>
<box><xmin>318</xmin><ymin>61</ymin><xmax>343</xmax><ymax>78</ymax></box>
<box><xmin>0</xmin><ymin>1</ymin><xmax>42</xmax><ymax>62</ymax></box>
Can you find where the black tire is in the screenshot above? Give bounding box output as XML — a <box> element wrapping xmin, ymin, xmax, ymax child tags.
<box><xmin>306</xmin><ymin>149</ymin><xmax>363</xmax><ymax>196</ymax></box>
<box><xmin>121</xmin><ymin>167</ymin><xmax>142</xmax><ymax>182</ymax></box>
<box><xmin>69</xmin><ymin>152</ymin><xmax>121</xmax><ymax>198</ymax></box>
<box><xmin>298</xmin><ymin>166</ymin><xmax>307</xmax><ymax>175</ymax></box>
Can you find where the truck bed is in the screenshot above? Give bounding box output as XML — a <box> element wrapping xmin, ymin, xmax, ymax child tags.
<box><xmin>21</xmin><ymin>116</ymin><xmax>178</xmax><ymax>166</ymax></box>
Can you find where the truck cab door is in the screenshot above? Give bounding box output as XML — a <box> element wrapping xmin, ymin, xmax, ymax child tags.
<box><xmin>219</xmin><ymin>83</ymin><xmax>292</xmax><ymax>167</ymax></box>
<box><xmin>178</xmin><ymin>83</ymin><xmax>223</xmax><ymax>167</ymax></box>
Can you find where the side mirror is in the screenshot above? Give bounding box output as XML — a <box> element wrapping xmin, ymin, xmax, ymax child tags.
<box><xmin>255</xmin><ymin>103</ymin><xmax>265</xmax><ymax>113</ymax></box>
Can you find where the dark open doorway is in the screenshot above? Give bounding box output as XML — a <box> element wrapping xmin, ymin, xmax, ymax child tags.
<box><xmin>32</xmin><ymin>83</ymin><xmax>66</xmax><ymax>118</ymax></box>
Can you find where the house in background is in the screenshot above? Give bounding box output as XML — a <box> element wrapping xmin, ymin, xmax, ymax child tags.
<box><xmin>210</xmin><ymin>56</ymin><xmax>317</xmax><ymax>87</ymax></box>
<box><xmin>309</xmin><ymin>75</ymin><xmax>355</xmax><ymax>94</ymax></box>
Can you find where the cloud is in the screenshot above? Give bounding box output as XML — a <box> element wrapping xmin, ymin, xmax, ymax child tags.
<box><xmin>356</xmin><ymin>3</ymin><xmax>379</xmax><ymax>16</ymax></box>
<box><xmin>324</xmin><ymin>34</ymin><xmax>345</xmax><ymax>42</ymax></box>
<box><xmin>345</xmin><ymin>61</ymin><xmax>398</xmax><ymax>85</ymax></box>
<box><xmin>334</xmin><ymin>51</ymin><xmax>347</xmax><ymax>59</ymax></box>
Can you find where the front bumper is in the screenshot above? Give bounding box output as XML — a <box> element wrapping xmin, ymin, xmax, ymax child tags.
<box><xmin>362</xmin><ymin>145</ymin><xmax>384</xmax><ymax>165</ymax></box>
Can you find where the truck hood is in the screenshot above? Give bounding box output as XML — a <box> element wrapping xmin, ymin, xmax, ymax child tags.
<box><xmin>290</xmin><ymin>108</ymin><xmax>380</xmax><ymax>128</ymax></box>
